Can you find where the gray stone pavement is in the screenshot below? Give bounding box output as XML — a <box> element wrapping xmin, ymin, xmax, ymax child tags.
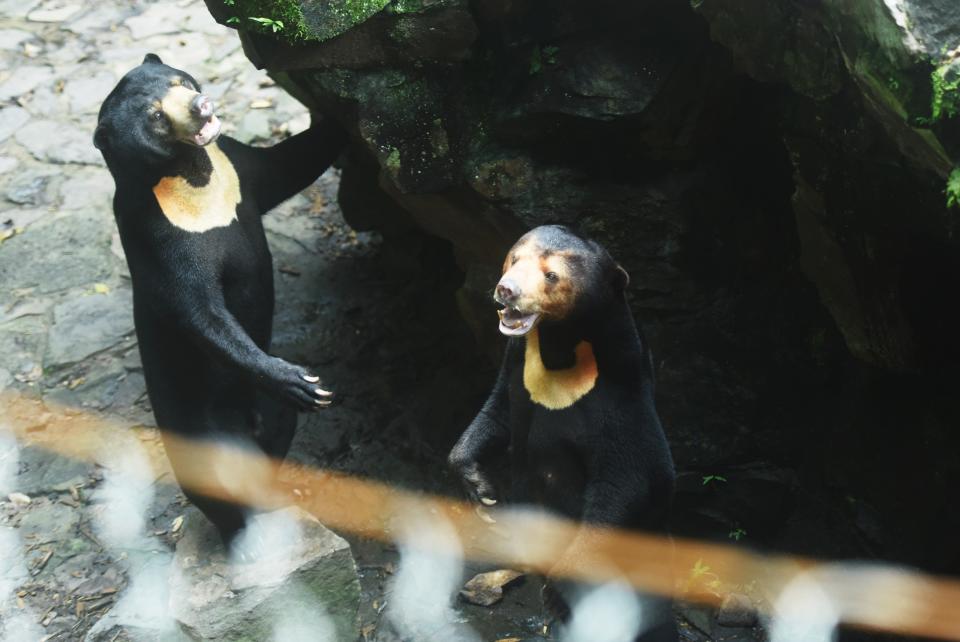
<box><xmin>0</xmin><ymin>1</ymin><xmax>364</xmax><ymax>639</ymax></box>
<box><xmin>0</xmin><ymin>0</ymin><xmax>313</xmax><ymax>410</ymax></box>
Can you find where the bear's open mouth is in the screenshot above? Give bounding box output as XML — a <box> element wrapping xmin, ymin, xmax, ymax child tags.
<box><xmin>498</xmin><ymin>306</ymin><xmax>541</xmax><ymax>336</ymax></box>
<box><xmin>193</xmin><ymin>114</ymin><xmax>222</xmax><ymax>146</ymax></box>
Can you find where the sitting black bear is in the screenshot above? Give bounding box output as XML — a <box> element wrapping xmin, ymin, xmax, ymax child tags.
<box><xmin>448</xmin><ymin>224</ymin><xmax>677</xmax><ymax>641</ymax></box>
<box><xmin>94</xmin><ymin>54</ymin><xmax>347</xmax><ymax>546</ymax></box>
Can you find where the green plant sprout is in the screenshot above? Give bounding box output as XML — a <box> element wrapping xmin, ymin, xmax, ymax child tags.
<box><xmin>729</xmin><ymin>527</ymin><xmax>747</xmax><ymax>541</ymax></box>
<box><xmin>248</xmin><ymin>16</ymin><xmax>285</xmax><ymax>32</ymax></box>
<box><xmin>931</xmin><ymin>63</ymin><xmax>960</xmax><ymax>122</ymax></box>
<box><xmin>529</xmin><ymin>45</ymin><xmax>560</xmax><ymax>75</ymax></box>
<box><xmin>947</xmin><ymin>167</ymin><xmax>960</xmax><ymax>209</ymax></box>
<box><xmin>683</xmin><ymin>558</ymin><xmax>722</xmax><ymax>594</ymax></box>
<box><xmin>702</xmin><ymin>474</ymin><xmax>727</xmax><ymax>486</ymax></box>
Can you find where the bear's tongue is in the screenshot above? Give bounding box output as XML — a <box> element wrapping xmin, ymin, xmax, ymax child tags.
<box><xmin>498</xmin><ymin>307</ymin><xmax>540</xmax><ymax>336</ymax></box>
<box><xmin>194</xmin><ymin>114</ymin><xmax>222</xmax><ymax>146</ymax></box>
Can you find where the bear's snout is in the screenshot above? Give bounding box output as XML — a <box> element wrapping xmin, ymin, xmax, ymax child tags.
<box><xmin>191</xmin><ymin>94</ymin><xmax>214</xmax><ymax>119</ymax></box>
<box><xmin>495</xmin><ymin>278</ymin><xmax>519</xmax><ymax>305</ymax></box>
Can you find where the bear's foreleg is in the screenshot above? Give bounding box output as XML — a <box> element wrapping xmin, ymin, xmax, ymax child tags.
<box><xmin>448</xmin><ymin>340</ymin><xmax>522</xmax><ymax>504</ymax></box>
<box><xmin>153</xmin><ymin>279</ymin><xmax>331</xmax><ymax>412</ymax></box>
<box><xmin>244</xmin><ymin>115</ymin><xmax>348</xmax><ymax>214</ymax></box>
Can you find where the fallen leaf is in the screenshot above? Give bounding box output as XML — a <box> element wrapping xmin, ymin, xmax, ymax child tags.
<box><xmin>32</xmin><ymin>549</ymin><xmax>53</xmax><ymax>575</ymax></box>
<box><xmin>8</xmin><ymin>492</ymin><xmax>31</xmax><ymax>506</ymax></box>
<box><xmin>93</xmin><ymin>283</ymin><xmax>110</xmax><ymax>294</ymax></box>
<box><xmin>250</xmin><ymin>99</ymin><xmax>272</xmax><ymax>109</ymax></box>
<box><xmin>459</xmin><ymin>569</ymin><xmax>525</xmax><ymax>607</ymax></box>
<box><xmin>171</xmin><ymin>515</ymin><xmax>184</xmax><ymax>533</ymax></box>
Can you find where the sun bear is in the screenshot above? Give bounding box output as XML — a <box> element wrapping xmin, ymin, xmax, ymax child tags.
<box><xmin>448</xmin><ymin>225</ymin><xmax>677</xmax><ymax>641</ymax></box>
<box><xmin>94</xmin><ymin>54</ymin><xmax>347</xmax><ymax>546</ymax></box>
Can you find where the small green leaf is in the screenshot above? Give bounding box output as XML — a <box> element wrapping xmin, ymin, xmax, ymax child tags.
<box><xmin>728</xmin><ymin>527</ymin><xmax>747</xmax><ymax>541</ymax></box>
<box><xmin>529</xmin><ymin>46</ymin><xmax>542</xmax><ymax>75</ymax></box>
<box><xmin>226</xmin><ymin>16</ymin><xmax>240</xmax><ymax>24</ymax></box>
<box><xmin>690</xmin><ymin>558</ymin><xmax>710</xmax><ymax>577</ymax></box>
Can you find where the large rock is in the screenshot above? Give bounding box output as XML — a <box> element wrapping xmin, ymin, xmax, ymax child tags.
<box><xmin>169</xmin><ymin>507</ymin><xmax>360</xmax><ymax>641</ymax></box>
<box><xmin>205</xmin><ymin>0</ymin><xmax>960</xmax><ymax>574</ymax></box>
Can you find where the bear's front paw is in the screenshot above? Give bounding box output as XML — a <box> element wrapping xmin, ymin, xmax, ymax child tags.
<box><xmin>262</xmin><ymin>358</ymin><xmax>333</xmax><ymax>412</ymax></box>
<box><xmin>460</xmin><ymin>462</ymin><xmax>499</xmax><ymax>507</ymax></box>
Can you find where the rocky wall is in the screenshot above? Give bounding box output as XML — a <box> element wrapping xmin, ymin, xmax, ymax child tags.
<box><xmin>204</xmin><ymin>0</ymin><xmax>960</xmax><ymax>574</ymax></box>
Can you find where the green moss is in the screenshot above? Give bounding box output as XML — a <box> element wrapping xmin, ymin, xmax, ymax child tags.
<box><xmin>389</xmin><ymin>0</ymin><xmax>456</xmax><ymax>14</ymax></box>
<box><xmin>226</xmin><ymin>0</ymin><xmax>391</xmax><ymax>42</ymax></box>
<box><xmin>334</xmin><ymin>0</ymin><xmax>390</xmax><ymax>25</ymax></box>
<box><xmin>391</xmin><ymin>0</ymin><xmax>424</xmax><ymax>12</ymax></box>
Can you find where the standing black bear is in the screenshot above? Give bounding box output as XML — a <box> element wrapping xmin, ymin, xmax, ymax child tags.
<box><xmin>448</xmin><ymin>225</ymin><xmax>677</xmax><ymax>641</ymax></box>
<box><xmin>94</xmin><ymin>54</ymin><xmax>346</xmax><ymax>546</ymax></box>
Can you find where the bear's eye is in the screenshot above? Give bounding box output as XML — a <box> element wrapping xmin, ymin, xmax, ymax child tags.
<box><xmin>545</xmin><ymin>271</ymin><xmax>559</xmax><ymax>283</ymax></box>
<box><xmin>152</xmin><ymin>110</ymin><xmax>164</xmax><ymax>121</ymax></box>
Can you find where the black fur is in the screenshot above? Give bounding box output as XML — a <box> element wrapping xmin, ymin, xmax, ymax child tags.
<box><xmin>96</xmin><ymin>55</ymin><xmax>347</xmax><ymax>545</ymax></box>
<box><xmin>449</xmin><ymin>225</ymin><xmax>677</xmax><ymax>642</ymax></box>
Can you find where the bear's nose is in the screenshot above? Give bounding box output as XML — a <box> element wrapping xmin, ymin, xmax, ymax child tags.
<box><xmin>496</xmin><ymin>278</ymin><xmax>519</xmax><ymax>304</ymax></box>
<box><xmin>191</xmin><ymin>94</ymin><xmax>214</xmax><ymax>119</ymax></box>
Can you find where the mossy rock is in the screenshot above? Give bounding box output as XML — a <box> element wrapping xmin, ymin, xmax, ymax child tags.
<box><xmin>218</xmin><ymin>0</ymin><xmax>391</xmax><ymax>42</ymax></box>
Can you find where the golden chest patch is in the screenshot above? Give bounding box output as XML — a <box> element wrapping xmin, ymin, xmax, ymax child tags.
<box><xmin>523</xmin><ymin>329</ymin><xmax>599</xmax><ymax>410</ymax></box>
<box><xmin>152</xmin><ymin>143</ymin><xmax>240</xmax><ymax>233</ymax></box>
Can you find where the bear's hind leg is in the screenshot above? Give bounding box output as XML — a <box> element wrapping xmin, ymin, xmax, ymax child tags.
<box><xmin>183</xmin><ymin>490</ymin><xmax>248</xmax><ymax>548</ymax></box>
<box><xmin>252</xmin><ymin>391</ymin><xmax>297</xmax><ymax>460</ymax></box>
<box><xmin>161</xmin><ymin>424</ymin><xmax>266</xmax><ymax>551</ymax></box>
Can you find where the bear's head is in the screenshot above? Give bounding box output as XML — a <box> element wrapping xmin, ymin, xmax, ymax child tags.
<box><xmin>495</xmin><ymin>225</ymin><xmax>629</xmax><ymax>336</ymax></box>
<box><xmin>94</xmin><ymin>54</ymin><xmax>222</xmax><ymax>173</ymax></box>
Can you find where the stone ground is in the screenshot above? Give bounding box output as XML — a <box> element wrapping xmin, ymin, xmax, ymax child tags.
<box><xmin>0</xmin><ymin>1</ymin><xmax>753</xmax><ymax>640</ymax></box>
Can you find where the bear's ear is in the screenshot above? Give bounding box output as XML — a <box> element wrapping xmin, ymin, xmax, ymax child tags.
<box><xmin>93</xmin><ymin>124</ymin><xmax>109</xmax><ymax>151</ymax></box>
<box><xmin>613</xmin><ymin>264</ymin><xmax>630</xmax><ymax>290</ymax></box>
<box><xmin>142</xmin><ymin>53</ymin><xmax>163</xmax><ymax>65</ymax></box>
